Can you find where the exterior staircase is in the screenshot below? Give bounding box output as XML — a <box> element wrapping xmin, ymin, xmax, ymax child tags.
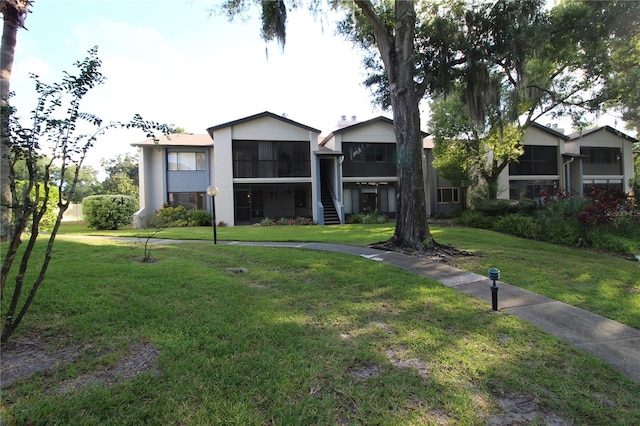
<box><xmin>321</xmin><ymin>184</ymin><xmax>341</xmax><ymax>225</ymax></box>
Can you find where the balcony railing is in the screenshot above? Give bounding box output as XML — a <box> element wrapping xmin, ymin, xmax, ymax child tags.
<box><xmin>234</xmin><ymin>159</ymin><xmax>311</xmax><ymax>178</ymax></box>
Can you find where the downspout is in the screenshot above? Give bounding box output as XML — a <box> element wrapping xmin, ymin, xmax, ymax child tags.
<box><xmin>563</xmin><ymin>156</ymin><xmax>574</xmax><ymax>195</ymax></box>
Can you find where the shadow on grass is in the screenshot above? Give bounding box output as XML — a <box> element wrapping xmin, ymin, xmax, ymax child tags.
<box><xmin>2</xmin><ymin>239</ymin><xmax>639</xmax><ymax>424</ymax></box>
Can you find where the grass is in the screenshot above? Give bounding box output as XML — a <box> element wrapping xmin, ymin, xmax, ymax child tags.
<box><xmin>432</xmin><ymin>226</ymin><xmax>640</xmax><ymax>330</ymax></box>
<box><xmin>58</xmin><ymin>221</ymin><xmax>640</xmax><ymax>329</ymax></box>
<box><xmin>56</xmin><ymin>221</ymin><xmax>395</xmax><ymax>246</ymax></box>
<box><xmin>2</xmin><ymin>236</ymin><xmax>639</xmax><ymax>424</ymax></box>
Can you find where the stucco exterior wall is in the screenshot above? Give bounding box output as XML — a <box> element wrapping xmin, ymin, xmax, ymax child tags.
<box><xmin>338</xmin><ymin>121</ymin><xmax>396</xmax><ymax>144</ymax></box>
<box><xmin>497</xmin><ymin>126</ymin><xmax>565</xmax><ymax>199</ymax></box>
<box><xmin>211</xmin><ymin>115</ymin><xmax>320</xmax><ymax>226</ymax></box>
<box><xmin>565</xmin><ymin>129</ymin><xmax>636</xmax><ymax>192</ymax></box>
<box><xmin>212</xmin><ymin>127</ymin><xmax>235</xmax><ymax>226</ymax></box>
<box><xmin>134</xmin><ymin>146</ymin><xmax>165</xmax><ymax>227</ymax></box>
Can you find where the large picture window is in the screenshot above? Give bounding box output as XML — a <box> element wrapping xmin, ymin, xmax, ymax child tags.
<box><xmin>582</xmin><ymin>147</ymin><xmax>621</xmax><ymax>164</ymax></box>
<box><xmin>168</xmin><ymin>152</ymin><xmax>206</xmax><ymax>171</ymax></box>
<box><xmin>581</xmin><ymin>147</ymin><xmax>622</xmax><ymax>175</ymax></box>
<box><xmin>232</xmin><ymin>141</ymin><xmax>310</xmax><ymax>178</ymax></box>
<box><xmin>509</xmin><ymin>145</ymin><xmax>557</xmax><ymax>175</ymax></box>
<box><xmin>509</xmin><ymin>180</ymin><xmax>557</xmax><ymax>200</ymax></box>
<box><xmin>345</xmin><ymin>143</ymin><xmax>395</xmax><ymax>162</ymax></box>
<box><xmin>168</xmin><ymin>192</ymin><xmax>206</xmax><ymax>210</ymax></box>
<box><xmin>342</xmin><ymin>143</ymin><xmax>397</xmax><ymax>177</ymax></box>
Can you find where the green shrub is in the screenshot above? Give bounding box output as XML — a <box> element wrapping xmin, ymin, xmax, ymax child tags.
<box><xmin>473</xmin><ymin>199</ymin><xmax>538</xmax><ymax>216</ymax></box>
<box><xmin>155</xmin><ymin>205</ymin><xmax>188</xmax><ymax>227</ymax></box>
<box><xmin>347</xmin><ymin>211</ymin><xmax>386</xmax><ymax>224</ymax></box>
<box><xmin>83</xmin><ymin>195</ymin><xmax>137</xmax><ymax>230</ymax></box>
<box><xmin>460</xmin><ymin>190</ymin><xmax>640</xmax><ymax>255</ymax></box>
<box><xmin>586</xmin><ymin>230</ymin><xmax>638</xmax><ymax>255</ymax></box>
<box><xmin>15</xmin><ymin>180</ymin><xmax>60</xmax><ymax>232</ymax></box>
<box><xmin>494</xmin><ymin>214</ymin><xmax>542</xmax><ymax>240</ymax></box>
<box><xmin>277</xmin><ymin>217</ymin><xmax>294</xmax><ymax>226</ymax></box>
<box><xmin>454</xmin><ymin>210</ymin><xmax>494</xmax><ymax>229</ymax></box>
<box><xmin>361</xmin><ymin>210</ymin><xmax>387</xmax><ymax>224</ymax></box>
<box><xmin>153</xmin><ymin>207</ymin><xmax>212</xmax><ymax>227</ymax></box>
<box><xmin>187</xmin><ymin>209</ymin><xmax>212</xmax><ymax>226</ymax></box>
<box><xmin>629</xmin><ymin>175</ymin><xmax>640</xmax><ymax>210</ymax></box>
<box><xmin>295</xmin><ymin>217</ymin><xmax>313</xmax><ymax>225</ymax></box>
<box><xmin>346</xmin><ymin>213</ymin><xmax>364</xmax><ymax>224</ymax></box>
<box><xmin>534</xmin><ymin>213</ymin><xmax>582</xmax><ymax>246</ymax></box>
<box><xmin>260</xmin><ymin>217</ymin><xmax>276</xmax><ymax>226</ymax></box>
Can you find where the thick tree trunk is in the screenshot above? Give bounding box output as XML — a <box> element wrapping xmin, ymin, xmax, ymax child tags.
<box><xmin>1</xmin><ymin>1</ymin><xmax>24</xmax><ymax>240</ymax></box>
<box><xmin>356</xmin><ymin>0</ymin><xmax>430</xmax><ymax>250</ymax></box>
<box><xmin>389</xmin><ymin>72</ymin><xmax>430</xmax><ymax>249</ymax></box>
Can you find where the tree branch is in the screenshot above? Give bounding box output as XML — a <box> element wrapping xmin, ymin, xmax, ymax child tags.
<box><xmin>354</xmin><ymin>1</ymin><xmax>394</xmax><ymax>71</ymax></box>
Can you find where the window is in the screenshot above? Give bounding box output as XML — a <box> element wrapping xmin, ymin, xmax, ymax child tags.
<box><xmin>344</xmin><ymin>183</ymin><xmax>396</xmax><ymax>214</ymax></box>
<box><xmin>232</xmin><ymin>141</ymin><xmax>310</xmax><ymax>178</ymax></box>
<box><xmin>168</xmin><ymin>152</ymin><xmax>206</xmax><ymax>171</ymax></box>
<box><xmin>582</xmin><ymin>147</ymin><xmax>621</xmax><ymax>164</ymax></box>
<box><xmin>509</xmin><ymin>180</ymin><xmax>557</xmax><ymax>200</ymax></box>
<box><xmin>580</xmin><ymin>147</ymin><xmax>622</xmax><ymax>175</ymax></box>
<box><xmin>583</xmin><ymin>179</ymin><xmax>623</xmax><ymax>195</ymax></box>
<box><xmin>345</xmin><ymin>143</ymin><xmax>395</xmax><ymax>162</ymax></box>
<box><xmin>168</xmin><ymin>192</ymin><xmax>206</xmax><ymax>210</ymax></box>
<box><xmin>509</xmin><ymin>145</ymin><xmax>557</xmax><ymax>175</ymax></box>
<box><xmin>437</xmin><ymin>188</ymin><xmax>459</xmax><ymax>203</ymax></box>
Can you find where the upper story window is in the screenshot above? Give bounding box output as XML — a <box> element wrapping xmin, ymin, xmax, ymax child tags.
<box><xmin>232</xmin><ymin>140</ymin><xmax>310</xmax><ymax>178</ymax></box>
<box><xmin>509</xmin><ymin>145</ymin><xmax>557</xmax><ymax>175</ymax></box>
<box><xmin>580</xmin><ymin>147</ymin><xmax>622</xmax><ymax>175</ymax></box>
<box><xmin>342</xmin><ymin>142</ymin><xmax>397</xmax><ymax>178</ymax></box>
<box><xmin>168</xmin><ymin>152</ymin><xmax>206</xmax><ymax>171</ymax></box>
<box><xmin>345</xmin><ymin>143</ymin><xmax>396</xmax><ymax>162</ymax></box>
<box><xmin>582</xmin><ymin>147</ymin><xmax>621</xmax><ymax>164</ymax></box>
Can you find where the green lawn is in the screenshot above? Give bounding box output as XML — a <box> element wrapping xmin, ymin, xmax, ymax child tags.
<box><xmin>2</xmin><ymin>235</ymin><xmax>639</xmax><ymax>424</ymax></box>
<box><xmin>58</xmin><ymin>221</ymin><xmax>640</xmax><ymax>329</ymax></box>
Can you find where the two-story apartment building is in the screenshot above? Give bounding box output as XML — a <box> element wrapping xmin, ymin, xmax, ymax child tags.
<box><xmin>564</xmin><ymin>126</ymin><xmax>636</xmax><ymax>196</ymax></box>
<box><xmin>495</xmin><ymin>123</ymin><xmax>637</xmax><ymax>202</ymax></box>
<box><xmin>205</xmin><ymin>112</ymin><xmax>321</xmax><ymax>226</ymax></box>
<box><xmin>319</xmin><ymin>116</ymin><xmax>422</xmax><ymax>221</ymax></box>
<box><xmin>132</xmin><ymin>111</ymin><xmax>637</xmax><ymax>227</ymax></box>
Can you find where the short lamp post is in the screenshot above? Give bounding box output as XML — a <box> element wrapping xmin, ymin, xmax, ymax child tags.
<box><xmin>207</xmin><ymin>185</ymin><xmax>219</xmax><ymax>244</ymax></box>
<box><xmin>488</xmin><ymin>267</ymin><xmax>500</xmax><ymax>311</ymax></box>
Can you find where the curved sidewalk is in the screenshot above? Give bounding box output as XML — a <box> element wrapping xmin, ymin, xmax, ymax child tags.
<box><xmin>222</xmin><ymin>240</ymin><xmax>640</xmax><ymax>383</ymax></box>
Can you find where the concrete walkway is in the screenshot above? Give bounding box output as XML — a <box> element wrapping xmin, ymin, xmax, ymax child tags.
<box><xmin>220</xmin><ymin>240</ymin><xmax>640</xmax><ymax>383</ymax></box>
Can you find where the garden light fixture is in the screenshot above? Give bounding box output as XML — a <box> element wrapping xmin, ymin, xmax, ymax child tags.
<box><xmin>488</xmin><ymin>267</ymin><xmax>500</xmax><ymax>311</ymax></box>
<box><xmin>207</xmin><ymin>185</ymin><xmax>219</xmax><ymax>244</ymax></box>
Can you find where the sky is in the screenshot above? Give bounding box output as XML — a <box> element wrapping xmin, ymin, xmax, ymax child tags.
<box><xmin>9</xmin><ymin>0</ymin><xmax>632</xmax><ymax>178</ymax></box>
<box><xmin>10</xmin><ymin>0</ymin><xmax>393</xmax><ymax>177</ymax></box>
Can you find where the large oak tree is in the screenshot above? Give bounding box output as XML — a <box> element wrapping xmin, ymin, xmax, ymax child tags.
<box><xmin>224</xmin><ymin>0</ymin><xmax>432</xmax><ymax>252</ymax></box>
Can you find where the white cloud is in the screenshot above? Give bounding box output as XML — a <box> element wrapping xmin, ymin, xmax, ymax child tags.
<box><xmin>10</xmin><ymin>2</ymin><xmax>389</xmax><ymax>175</ymax></box>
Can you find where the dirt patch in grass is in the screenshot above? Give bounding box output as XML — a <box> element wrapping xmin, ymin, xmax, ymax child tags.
<box><xmin>3</xmin><ymin>335</ymin><xmax>572</xmax><ymax>424</ymax></box>
<box><xmin>1</xmin><ymin>337</ymin><xmax>82</xmax><ymax>388</ymax></box>
<box><xmin>1</xmin><ymin>337</ymin><xmax>159</xmax><ymax>391</ymax></box>
<box><xmin>346</xmin><ymin>343</ymin><xmax>572</xmax><ymax>425</ymax></box>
